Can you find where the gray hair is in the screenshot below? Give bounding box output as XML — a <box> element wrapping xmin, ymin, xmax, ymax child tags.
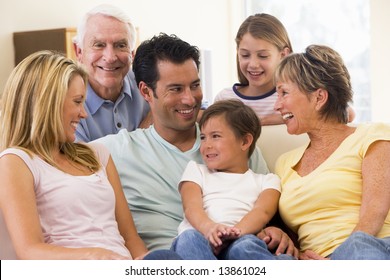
<box><xmin>73</xmin><ymin>4</ymin><xmax>137</xmax><ymax>50</ymax></box>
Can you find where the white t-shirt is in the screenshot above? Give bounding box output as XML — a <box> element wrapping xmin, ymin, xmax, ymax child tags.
<box><xmin>177</xmin><ymin>160</ymin><xmax>280</xmax><ymax>234</ymax></box>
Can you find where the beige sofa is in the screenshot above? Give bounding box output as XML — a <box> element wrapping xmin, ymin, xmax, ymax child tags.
<box><xmin>257</xmin><ymin>124</ymin><xmax>309</xmax><ymax>172</ymax></box>
<box><xmin>0</xmin><ymin>124</ymin><xmax>309</xmax><ymax>259</ymax></box>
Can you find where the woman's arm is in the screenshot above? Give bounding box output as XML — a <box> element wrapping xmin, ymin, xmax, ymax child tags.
<box><xmin>0</xmin><ymin>154</ymin><xmax>46</xmax><ymax>259</ymax></box>
<box><xmin>235</xmin><ymin>189</ymin><xmax>280</xmax><ymax>236</ymax></box>
<box><xmin>259</xmin><ymin>114</ymin><xmax>284</xmax><ymax>126</ymax></box>
<box><xmin>355</xmin><ymin>140</ymin><xmax>390</xmax><ymax>235</ymax></box>
<box><xmin>0</xmin><ymin>154</ymin><xmax>127</xmax><ymax>260</ymax></box>
<box><xmin>106</xmin><ymin>156</ymin><xmax>149</xmax><ymax>259</ymax></box>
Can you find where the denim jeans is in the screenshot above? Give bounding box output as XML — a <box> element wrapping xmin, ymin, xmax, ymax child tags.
<box><xmin>330</xmin><ymin>231</ymin><xmax>390</xmax><ymax>260</ymax></box>
<box><xmin>171</xmin><ymin>229</ymin><xmax>295</xmax><ymax>260</ymax></box>
<box><xmin>143</xmin><ymin>249</ymin><xmax>183</xmax><ymax>260</ymax></box>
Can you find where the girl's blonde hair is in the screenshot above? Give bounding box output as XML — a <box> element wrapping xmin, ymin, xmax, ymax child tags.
<box><xmin>0</xmin><ymin>50</ymin><xmax>100</xmax><ymax>171</ymax></box>
<box><xmin>235</xmin><ymin>13</ymin><xmax>293</xmax><ymax>85</ymax></box>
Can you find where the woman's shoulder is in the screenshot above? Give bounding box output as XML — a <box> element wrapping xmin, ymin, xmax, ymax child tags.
<box><xmin>0</xmin><ymin>148</ymin><xmax>41</xmax><ymax>182</ymax></box>
<box><xmin>0</xmin><ymin>147</ymin><xmax>33</xmax><ymax>162</ymax></box>
<box><xmin>355</xmin><ymin>122</ymin><xmax>390</xmax><ymax>139</ymax></box>
<box><xmin>85</xmin><ymin>142</ymin><xmax>110</xmax><ymax>167</ymax></box>
<box><xmin>358</xmin><ymin>122</ymin><xmax>390</xmax><ymax>130</ymax></box>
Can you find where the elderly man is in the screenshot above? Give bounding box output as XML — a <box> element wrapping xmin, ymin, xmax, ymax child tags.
<box><xmin>73</xmin><ymin>4</ymin><xmax>150</xmax><ymax>142</ymax></box>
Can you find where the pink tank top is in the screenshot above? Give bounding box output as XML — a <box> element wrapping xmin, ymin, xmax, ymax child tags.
<box><xmin>0</xmin><ymin>142</ymin><xmax>131</xmax><ymax>258</ymax></box>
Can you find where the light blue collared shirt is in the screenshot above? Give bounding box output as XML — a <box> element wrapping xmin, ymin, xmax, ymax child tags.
<box><xmin>76</xmin><ymin>70</ymin><xmax>150</xmax><ymax>142</ymax></box>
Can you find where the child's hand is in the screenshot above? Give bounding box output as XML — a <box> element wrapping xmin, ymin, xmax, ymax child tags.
<box><xmin>206</xmin><ymin>225</ymin><xmax>241</xmax><ymax>255</ymax></box>
<box><xmin>205</xmin><ymin>223</ymin><xmax>233</xmax><ymax>247</ymax></box>
<box><xmin>224</xmin><ymin>227</ymin><xmax>241</xmax><ymax>239</ymax></box>
<box><xmin>210</xmin><ymin>228</ymin><xmax>241</xmax><ymax>255</ymax></box>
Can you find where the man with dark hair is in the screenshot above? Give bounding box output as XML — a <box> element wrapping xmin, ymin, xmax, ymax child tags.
<box><xmin>94</xmin><ymin>33</ymin><xmax>271</xmax><ymax>252</ymax></box>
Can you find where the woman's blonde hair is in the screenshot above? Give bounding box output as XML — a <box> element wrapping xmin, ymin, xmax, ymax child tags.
<box><xmin>0</xmin><ymin>50</ymin><xmax>100</xmax><ymax>171</ymax></box>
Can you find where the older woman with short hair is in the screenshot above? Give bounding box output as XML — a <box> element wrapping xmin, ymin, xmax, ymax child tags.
<box><xmin>274</xmin><ymin>44</ymin><xmax>390</xmax><ymax>260</ymax></box>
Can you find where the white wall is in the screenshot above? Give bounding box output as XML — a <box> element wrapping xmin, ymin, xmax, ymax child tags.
<box><xmin>0</xmin><ymin>0</ymin><xmax>244</xmax><ymax>103</ymax></box>
<box><xmin>371</xmin><ymin>0</ymin><xmax>390</xmax><ymax>122</ymax></box>
<box><xmin>0</xmin><ymin>0</ymin><xmax>389</xmax><ymax>122</ymax></box>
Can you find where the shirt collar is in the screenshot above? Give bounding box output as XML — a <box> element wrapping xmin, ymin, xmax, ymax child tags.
<box><xmin>85</xmin><ymin>75</ymin><xmax>133</xmax><ymax>115</ymax></box>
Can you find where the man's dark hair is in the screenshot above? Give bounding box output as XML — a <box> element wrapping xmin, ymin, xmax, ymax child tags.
<box><xmin>133</xmin><ymin>33</ymin><xmax>201</xmax><ymax>92</ymax></box>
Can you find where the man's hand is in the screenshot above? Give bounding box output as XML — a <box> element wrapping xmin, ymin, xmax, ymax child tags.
<box><xmin>257</xmin><ymin>226</ymin><xmax>299</xmax><ymax>258</ymax></box>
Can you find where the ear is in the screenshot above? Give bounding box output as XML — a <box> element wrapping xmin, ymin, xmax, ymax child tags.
<box><xmin>73</xmin><ymin>43</ymin><xmax>82</xmax><ymax>62</ymax></box>
<box><xmin>241</xmin><ymin>133</ymin><xmax>254</xmax><ymax>152</ymax></box>
<box><xmin>139</xmin><ymin>81</ymin><xmax>153</xmax><ymax>102</ymax></box>
<box><xmin>313</xmin><ymin>88</ymin><xmax>328</xmax><ymax>111</ymax></box>
<box><xmin>280</xmin><ymin>47</ymin><xmax>291</xmax><ymax>58</ymax></box>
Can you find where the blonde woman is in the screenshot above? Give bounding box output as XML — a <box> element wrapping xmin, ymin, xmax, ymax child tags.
<box><xmin>0</xmin><ymin>51</ymin><xmax>179</xmax><ymax>260</ymax></box>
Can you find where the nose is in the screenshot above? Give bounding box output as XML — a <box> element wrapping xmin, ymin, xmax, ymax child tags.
<box><xmin>102</xmin><ymin>45</ymin><xmax>118</xmax><ymax>63</ymax></box>
<box><xmin>274</xmin><ymin>95</ymin><xmax>282</xmax><ymax>112</ymax></box>
<box><xmin>201</xmin><ymin>138</ymin><xmax>212</xmax><ymax>150</ymax></box>
<box><xmin>181</xmin><ymin>87</ymin><xmax>196</xmax><ymax>105</ymax></box>
<box><xmin>79</xmin><ymin>105</ymin><xmax>88</xmax><ymax>119</ymax></box>
<box><xmin>248</xmin><ymin>56</ymin><xmax>260</xmax><ymax>69</ymax></box>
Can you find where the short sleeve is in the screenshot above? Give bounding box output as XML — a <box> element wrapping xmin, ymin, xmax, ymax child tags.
<box><xmin>178</xmin><ymin>160</ymin><xmax>204</xmax><ymax>191</ymax></box>
<box><xmin>261</xmin><ymin>173</ymin><xmax>281</xmax><ymax>192</ymax></box>
<box><xmin>87</xmin><ymin>142</ymin><xmax>111</xmax><ymax>168</ymax></box>
<box><xmin>0</xmin><ymin>148</ymin><xmax>39</xmax><ymax>187</ymax></box>
<box><xmin>360</xmin><ymin>123</ymin><xmax>390</xmax><ymax>157</ymax></box>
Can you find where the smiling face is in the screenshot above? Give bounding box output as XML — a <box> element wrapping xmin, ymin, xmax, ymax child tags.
<box><xmin>62</xmin><ymin>75</ymin><xmax>88</xmax><ymax>142</ymax></box>
<box><xmin>75</xmin><ymin>14</ymin><xmax>132</xmax><ymax>101</ymax></box>
<box><xmin>237</xmin><ymin>33</ymin><xmax>286</xmax><ymax>93</ymax></box>
<box><xmin>144</xmin><ymin>59</ymin><xmax>202</xmax><ymax>139</ymax></box>
<box><xmin>275</xmin><ymin>79</ymin><xmax>319</xmax><ymax>135</ymax></box>
<box><xmin>200</xmin><ymin>115</ymin><xmax>250</xmax><ymax>173</ymax></box>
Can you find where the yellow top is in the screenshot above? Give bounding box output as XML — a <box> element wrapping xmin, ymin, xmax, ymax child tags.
<box><xmin>276</xmin><ymin>123</ymin><xmax>390</xmax><ymax>257</ymax></box>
